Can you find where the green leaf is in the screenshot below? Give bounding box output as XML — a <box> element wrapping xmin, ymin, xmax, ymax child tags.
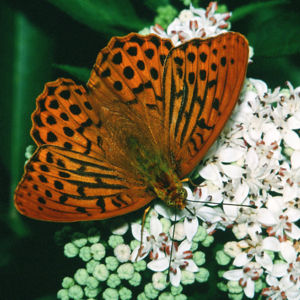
<box><xmin>47</xmin><ymin>0</ymin><xmax>150</xmax><ymax>34</ymax></box>
<box><xmin>248</xmin><ymin>11</ymin><xmax>300</xmax><ymax>57</ymax></box>
<box><xmin>231</xmin><ymin>0</ymin><xmax>287</xmax><ymax>22</ymax></box>
<box><xmin>54</xmin><ymin>64</ymin><xmax>90</xmax><ymax>82</ymax></box>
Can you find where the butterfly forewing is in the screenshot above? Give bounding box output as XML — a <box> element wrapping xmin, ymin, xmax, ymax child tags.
<box><xmin>15</xmin><ymin>32</ymin><xmax>249</xmax><ymax>221</ymax></box>
<box><xmin>162</xmin><ymin>32</ymin><xmax>248</xmax><ymax>177</ymax></box>
<box><xmin>88</xmin><ymin>33</ymin><xmax>173</xmax><ymax>147</ymax></box>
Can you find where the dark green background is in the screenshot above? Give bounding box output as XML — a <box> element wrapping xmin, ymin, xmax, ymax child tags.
<box><xmin>1</xmin><ymin>0</ymin><xmax>299</xmax><ymax>299</ymax></box>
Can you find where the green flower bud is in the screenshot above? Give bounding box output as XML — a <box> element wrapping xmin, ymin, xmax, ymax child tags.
<box><xmin>152</xmin><ymin>272</ymin><xmax>167</xmax><ymax>291</ymax></box>
<box><xmin>202</xmin><ymin>235</ymin><xmax>214</xmax><ymax>247</ymax></box>
<box><xmin>217</xmin><ymin>282</ymin><xmax>228</xmax><ymax>292</ymax></box>
<box><xmin>108</xmin><ymin>235</ymin><xmax>124</xmax><ymax>248</ymax></box>
<box><xmin>93</xmin><ymin>264</ymin><xmax>109</xmax><ymax>281</ymax></box>
<box><xmin>90</xmin><ymin>243</ymin><xmax>105</xmax><ymax>261</ymax></box>
<box><xmin>79</xmin><ymin>246</ymin><xmax>92</xmax><ymax>262</ymax></box>
<box><xmin>144</xmin><ymin>283</ymin><xmax>159</xmax><ymax>299</ymax></box>
<box><xmin>105</xmin><ymin>256</ymin><xmax>119</xmax><ymax>271</ymax></box>
<box><xmin>119</xmin><ymin>286</ymin><xmax>132</xmax><ymax>300</ymax></box>
<box><xmin>158</xmin><ymin>292</ymin><xmax>174</xmax><ymax>300</ymax></box>
<box><xmin>102</xmin><ymin>288</ymin><xmax>119</xmax><ymax>300</ymax></box>
<box><xmin>195</xmin><ymin>268</ymin><xmax>209</xmax><ymax>283</ymax></box>
<box><xmin>62</xmin><ymin>277</ymin><xmax>75</xmax><ymax>289</ymax></box>
<box><xmin>154</xmin><ymin>5</ymin><xmax>178</xmax><ymax>29</ymax></box>
<box><xmin>86</xmin><ymin>259</ymin><xmax>99</xmax><ymax>274</ymax></box>
<box><xmin>68</xmin><ymin>285</ymin><xmax>84</xmax><ymax>299</ymax></box>
<box><xmin>192</xmin><ymin>226</ymin><xmax>207</xmax><ymax>243</ymax></box>
<box><xmin>84</xmin><ymin>286</ymin><xmax>99</xmax><ymax>298</ymax></box>
<box><xmin>128</xmin><ymin>272</ymin><xmax>142</xmax><ymax>287</ymax></box>
<box><xmin>190</xmin><ymin>241</ymin><xmax>198</xmax><ymax>252</ymax></box>
<box><xmin>133</xmin><ymin>259</ymin><xmax>147</xmax><ymax>272</ymax></box>
<box><xmin>216</xmin><ymin>250</ymin><xmax>231</xmax><ymax>266</ymax></box>
<box><xmin>227</xmin><ymin>280</ymin><xmax>243</xmax><ymax>294</ymax></box>
<box><xmin>107</xmin><ymin>274</ymin><xmax>121</xmax><ymax>288</ymax></box>
<box><xmin>57</xmin><ymin>288</ymin><xmax>69</xmax><ymax>300</ymax></box>
<box><xmin>174</xmin><ymin>295</ymin><xmax>187</xmax><ymax>300</ymax></box>
<box><xmin>130</xmin><ymin>240</ymin><xmax>140</xmax><ymax>251</ymax></box>
<box><xmin>193</xmin><ymin>251</ymin><xmax>205</xmax><ymax>266</ymax></box>
<box><xmin>228</xmin><ymin>293</ymin><xmax>243</xmax><ymax>300</ymax></box>
<box><xmin>64</xmin><ymin>243</ymin><xmax>79</xmax><ymax>258</ymax></box>
<box><xmin>181</xmin><ymin>271</ymin><xmax>195</xmax><ymax>285</ymax></box>
<box><xmin>72</xmin><ymin>232</ymin><xmax>88</xmax><ymax>248</ymax></box>
<box><xmin>86</xmin><ymin>276</ymin><xmax>99</xmax><ymax>289</ymax></box>
<box><xmin>255</xmin><ymin>278</ymin><xmax>264</xmax><ymax>293</ymax></box>
<box><xmin>137</xmin><ymin>292</ymin><xmax>149</xmax><ymax>300</ymax></box>
<box><xmin>87</xmin><ymin>228</ymin><xmax>100</xmax><ymax>244</ymax></box>
<box><xmin>74</xmin><ymin>268</ymin><xmax>89</xmax><ymax>285</ymax></box>
<box><xmin>117</xmin><ymin>263</ymin><xmax>134</xmax><ymax>280</ymax></box>
<box><xmin>170</xmin><ymin>284</ymin><xmax>182</xmax><ymax>295</ymax></box>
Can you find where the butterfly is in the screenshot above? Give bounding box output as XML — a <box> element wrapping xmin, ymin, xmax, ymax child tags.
<box><xmin>14</xmin><ymin>32</ymin><xmax>249</xmax><ymax>222</ymax></box>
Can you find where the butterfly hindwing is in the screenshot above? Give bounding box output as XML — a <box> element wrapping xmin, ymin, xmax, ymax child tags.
<box><xmin>162</xmin><ymin>32</ymin><xmax>249</xmax><ymax>177</ymax></box>
<box><xmin>15</xmin><ymin>145</ymin><xmax>154</xmax><ymax>221</ymax></box>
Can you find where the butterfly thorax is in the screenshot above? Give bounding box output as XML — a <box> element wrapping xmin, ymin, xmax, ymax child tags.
<box><xmin>127</xmin><ymin>136</ymin><xmax>187</xmax><ymax>210</ymax></box>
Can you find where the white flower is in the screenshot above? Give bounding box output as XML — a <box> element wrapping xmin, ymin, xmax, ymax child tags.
<box><xmin>257</xmin><ymin>195</ymin><xmax>300</xmax><ymax>241</ymax></box>
<box><xmin>148</xmin><ymin>240</ymin><xmax>198</xmax><ymax>287</ymax></box>
<box><xmin>223</xmin><ymin>262</ymin><xmax>264</xmax><ymax>298</ymax></box>
<box><xmin>151</xmin><ymin>2</ymin><xmax>231</xmax><ymax>45</ymax></box>
<box><xmin>131</xmin><ymin>215</ymin><xmax>168</xmax><ymax>261</ymax></box>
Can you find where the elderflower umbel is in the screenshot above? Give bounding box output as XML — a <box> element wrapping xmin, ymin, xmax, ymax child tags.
<box><xmin>55</xmin><ymin>2</ymin><xmax>300</xmax><ymax>300</ymax></box>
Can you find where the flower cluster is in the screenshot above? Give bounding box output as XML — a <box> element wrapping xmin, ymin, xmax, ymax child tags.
<box><xmin>56</xmin><ymin>2</ymin><xmax>300</xmax><ymax>299</ymax></box>
<box><xmin>56</xmin><ymin>216</ymin><xmax>210</xmax><ymax>300</ymax></box>
<box><xmin>150</xmin><ymin>2</ymin><xmax>231</xmax><ymax>45</ymax></box>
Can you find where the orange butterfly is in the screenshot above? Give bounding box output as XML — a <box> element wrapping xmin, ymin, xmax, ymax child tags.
<box><xmin>14</xmin><ymin>32</ymin><xmax>248</xmax><ymax>222</ymax></box>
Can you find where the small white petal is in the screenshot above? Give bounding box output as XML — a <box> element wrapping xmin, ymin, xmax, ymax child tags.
<box><xmin>284</xmin><ymin>130</ymin><xmax>300</xmax><ymax>150</ymax></box>
<box><xmin>223</xmin><ymin>269</ymin><xmax>243</xmax><ymax>281</ymax></box>
<box><xmin>233</xmin><ymin>252</ymin><xmax>250</xmax><ymax>267</ymax></box>
<box><xmin>131</xmin><ymin>223</ymin><xmax>145</xmax><ymax>242</ymax></box>
<box><xmin>199</xmin><ymin>164</ymin><xmax>222</xmax><ymax>185</ymax></box>
<box><xmin>256</xmin><ymin>253</ymin><xmax>273</xmax><ymax>271</ymax></box>
<box><xmin>279</xmin><ymin>241</ymin><xmax>296</xmax><ymax>263</ymax></box>
<box><xmin>262</xmin><ymin>237</ymin><xmax>280</xmax><ymax>251</ymax></box>
<box><xmin>178</xmin><ymin>239</ymin><xmax>192</xmax><ymax>253</ymax></box>
<box><xmin>257</xmin><ymin>208</ymin><xmax>277</xmax><ymax>226</ymax></box>
<box><xmin>245</xmin><ymin>147</ymin><xmax>259</xmax><ymax>170</ymax></box>
<box><xmin>244</xmin><ymin>278</ymin><xmax>255</xmax><ymax>298</ymax></box>
<box><xmin>169</xmin><ymin>268</ymin><xmax>181</xmax><ymax>287</ymax></box>
<box><xmin>286</xmin><ymin>223</ymin><xmax>300</xmax><ymax>240</ymax></box>
<box><xmin>291</xmin><ymin>151</ymin><xmax>300</xmax><ymax>169</ymax></box>
<box><xmin>150</xmin><ymin>216</ymin><xmax>163</xmax><ymax>238</ymax></box>
<box><xmin>286</xmin><ymin>208</ymin><xmax>300</xmax><ymax>223</ymax></box>
<box><xmin>219</xmin><ymin>147</ymin><xmax>245</xmax><ymax>163</ymax></box>
<box><xmin>169</xmin><ymin>222</ymin><xmax>186</xmax><ymax>241</ymax></box>
<box><xmin>186</xmin><ymin>259</ymin><xmax>199</xmax><ymax>272</ymax></box>
<box><xmin>147</xmin><ymin>258</ymin><xmax>169</xmax><ymax>272</ymax></box>
<box><xmin>184</xmin><ymin>217</ymin><xmax>198</xmax><ymax>241</ymax></box>
<box><xmin>271</xmin><ymin>263</ymin><xmax>288</xmax><ymax>277</ymax></box>
<box><xmin>288</xmin><ymin>116</ymin><xmax>300</xmax><ymax>130</ymax></box>
<box><xmin>250</xmin><ymin>78</ymin><xmax>268</xmax><ymax>94</ymax></box>
<box><xmin>111</xmin><ymin>222</ymin><xmax>129</xmax><ymax>235</ymax></box>
<box><xmin>221</xmin><ymin>164</ymin><xmax>244</xmax><ymax>179</ymax></box>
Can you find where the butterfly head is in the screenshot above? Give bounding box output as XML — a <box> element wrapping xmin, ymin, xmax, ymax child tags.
<box><xmin>166</xmin><ymin>186</ymin><xmax>187</xmax><ymax>210</ymax></box>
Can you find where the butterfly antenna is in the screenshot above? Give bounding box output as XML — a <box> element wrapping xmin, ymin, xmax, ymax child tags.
<box><xmin>136</xmin><ymin>206</ymin><xmax>151</xmax><ymax>262</ymax></box>
<box><xmin>186</xmin><ymin>199</ymin><xmax>256</xmax><ymax>209</ymax></box>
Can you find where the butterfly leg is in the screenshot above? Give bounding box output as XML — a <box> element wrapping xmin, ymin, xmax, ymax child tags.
<box><xmin>135</xmin><ymin>205</ymin><xmax>152</xmax><ymax>261</ymax></box>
